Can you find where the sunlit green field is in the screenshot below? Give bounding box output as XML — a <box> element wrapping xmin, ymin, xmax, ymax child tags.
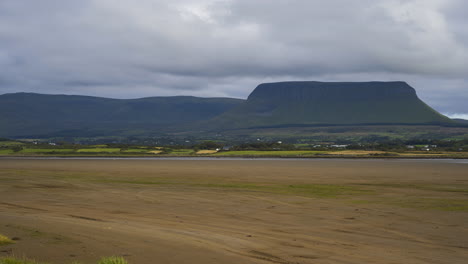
<box><xmin>1</xmin><ymin>139</ymin><xmax>467</xmax><ymax>158</ymax></box>
<box><xmin>20</xmin><ymin>149</ymin><xmax>75</xmax><ymax>153</ymax></box>
<box><xmin>0</xmin><ymin>150</ymin><xmax>13</xmax><ymax>154</ymax></box>
<box><xmin>120</xmin><ymin>148</ymin><xmax>151</xmax><ymax>153</ymax></box>
<box><xmin>76</xmin><ymin>148</ymin><xmax>121</xmax><ymax>153</ymax></box>
<box><xmin>168</xmin><ymin>149</ymin><xmax>196</xmax><ymax>155</ymax></box>
<box><xmin>214</xmin><ymin>150</ymin><xmax>325</xmax><ymax>156</ymax></box>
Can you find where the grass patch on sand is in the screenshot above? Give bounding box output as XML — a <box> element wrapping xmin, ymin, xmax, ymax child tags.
<box><xmin>94</xmin><ymin>179</ymin><xmax>169</xmax><ymax>185</ymax></box>
<box><xmin>351</xmin><ymin>183</ymin><xmax>468</xmax><ymax>211</ymax></box>
<box><xmin>97</xmin><ymin>257</ymin><xmax>128</xmax><ymax>264</ymax></box>
<box><xmin>194</xmin><ymin>183</ymin><xmax>372</xmax><ymax>198</ymax></box>
<box><xmin>0</xmin><ymin>234</ymin><xmax>14</xmax><ymax>246</ymax></box>
<box><xmin>353</xmin><ymin>198</ymin><xmax>468</xmax><ymax>211</ymax></box>
<box><xmin>5</xmin><ymin>225</ymin><xmax>76</xmax><ymax>245</ymax></box>
<box><xmin>194</xmin><ymin>183</ymin><xmax>261</xmax><ymax>190</ymax></box>
<box><xmin>278</xmin><ymin>184</ymin><xmax>374</xmax><ymax>198</ymax></box>
<box><xmin>0</xmin><ymin>257</ymin><xmax>47</xmax><ymax>264</ymax></box>
<box><xmin>356</xmin><ymin>183</ymin><xmax>468</xmax><ymax>194</ymax></box>
<box><xmin>91</xmin><ymin>177</ymin><xmax>372</xmax><ymax>198</ymax></box>
<box><xmin>0</xmin><ymin>257</ymin><xmax>128</xmax><ymax>264</ymax></box>
<box><xmin>393</xmin><ymin>198</ymin><xmax>468</xmax><ymax>211</ymax></box>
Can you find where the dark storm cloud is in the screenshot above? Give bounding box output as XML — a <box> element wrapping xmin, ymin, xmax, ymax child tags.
<box><xmin>0</xmin><ymin>0</ymin><xmax>467</xmax><ymax>114</ymax></box>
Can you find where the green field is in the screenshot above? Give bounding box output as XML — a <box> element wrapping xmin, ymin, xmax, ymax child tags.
<box><xmin>19</xmin><ymin>148</ymin><xmax>75</xmax><ymax>153</ymax></box>
<box><xmin>76</xmin><ymin>148</ymin><xmax>121</xmax><ymax>153</ymax></box>
<box><xmin>169</xmin><ymin>149</ymin><xmax>196</xmax><ymax>155</ymax></box>
<box><xmin>120</xmin><ymin>148</ymin><xmax>152</xmax><ymax>153</ymax></box>
<box><xmin>214</xmin><ymin>150</ymin><xmax>325</xmax><ymax>156</ymax></box>
<box><xmin>0</xmin><ymin>141</ymin><xmax>25</xmax><ymax>146</ymax></box>
<box><xmin>0</xmin><ymin>149</ymin><xmax>14</xmax><ymax>154</ymax></box>
<box><xmin>0</xmin><ymin>140</ymin><xmax>467</xmax><ymax>158</ymax></box>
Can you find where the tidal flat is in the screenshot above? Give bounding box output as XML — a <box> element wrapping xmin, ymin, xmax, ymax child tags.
<box><xmin>0</xmin><ymin>159</ymin><xmax>467</xmax><ymax>264</ymax></box>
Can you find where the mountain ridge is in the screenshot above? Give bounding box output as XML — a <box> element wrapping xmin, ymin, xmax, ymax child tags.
<box><xmin>0</xmin><ymin>92</ymin><xmax>244</xmax><ymax>137</ymax></box>
<box><xmin>0</xmin><ymin>81</ymin><xmax>455</xmax><ymax>138</ymax></box>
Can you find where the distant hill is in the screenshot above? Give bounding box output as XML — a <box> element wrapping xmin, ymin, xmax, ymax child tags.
<box><xmin>0</xmin><ymin>82</ymin><xmax>456</xmax><ymax>138</ymax></box>
<box><xmin>0</xmin><ymin>93</ymin><xmax>243</xmax><ymax>137</ymax></box>
<box><xmin>205</xmin><ymin>81</ymin><xmax>452</xmax><ymax>130</ymax></box>
<box><xmin>453</xmin><ymin>118</ymin><xmax>468</xmax><ymax>125</ymax></box>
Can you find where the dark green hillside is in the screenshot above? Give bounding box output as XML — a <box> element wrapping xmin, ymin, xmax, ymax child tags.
<box><xmin>0</xmin><ymin>93</ymin><xmax>243</xmax><ymax>137</ymax></box>
<box><xmin>453</xmin><ymin>119</ymin><xmax>468</xmax><ymax>125</ymax></box>
<box><xmin>207</xmin><ymin>81</ymin><xmax>452</xmax><ymax>129</ymax></box>
<box><xmin>0</xmin><ymin>82</ymin><xmax>456</xmax><ymax>138</ymax></box>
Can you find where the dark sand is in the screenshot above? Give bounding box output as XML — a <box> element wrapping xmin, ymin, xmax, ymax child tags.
<box><xmin>1</xmin><ymin>159</ymin><xmax>467</xmax><ymax>264</ymax></box>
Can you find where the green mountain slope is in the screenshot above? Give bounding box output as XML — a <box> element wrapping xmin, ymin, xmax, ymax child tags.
<box><xmin>0</xmin><ymin>93</ymin><xmax>243</xmax><ymax>137</ymax></box>
<box><xmin>453</xmin><ymin>119</ymin><xmax>468</xmax><ymax>125</ymax></box>
<box><xmin>0</xmin><ymin>82</ymin><xmax>454</xmax><ymax>138</ymax></box>
<box><xmin>206</xmin><ymin>81</ymin><xmax>452</xmax><ymax>129</ymax></box>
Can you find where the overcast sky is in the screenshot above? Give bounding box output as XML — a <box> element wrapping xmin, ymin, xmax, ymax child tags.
<box><xmin>1</xmin><ymin>0</ymin><xmax>467</xmax><ymax>117</ymax></box>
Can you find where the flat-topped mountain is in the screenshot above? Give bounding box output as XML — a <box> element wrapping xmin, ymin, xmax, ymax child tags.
<box><xmin>248</xmin><ymin>81</ymin><xmax>416</xmax><ymax>101</ymax></box>
<box><xmin>207</xmin><ymin>81</ymin><xmax>452</xmax><ymax>129</ymax></box>
<box><xmin>0</xmin><ymin>81</ymin><xmax>454</xmax><ymax>138</ymax></box>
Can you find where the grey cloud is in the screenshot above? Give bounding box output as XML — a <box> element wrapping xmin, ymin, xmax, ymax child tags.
<box><xmin>0</xmin><ymin>0</ymin><xmax>467</xmax><ymax>114</ymax></box>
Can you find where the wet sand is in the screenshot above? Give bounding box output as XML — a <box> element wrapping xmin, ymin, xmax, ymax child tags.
<box><xmin>1</xmin><ymin>159</ymin><xmax>467</xmax><ymax>263</ymax></box>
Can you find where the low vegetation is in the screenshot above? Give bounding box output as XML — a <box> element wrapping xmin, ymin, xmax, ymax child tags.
<box><xmin>1</xmin><ymin>227</ymin><xmax>128</xmax><ymax>263</ymax></box>
<box><xmin>350</xmin><ymin>183</ymin><xmax>468</xmax><ymax>211</ymax></box>
<box><xmin>214</xmin><ymin>150</ymin><xmax>324</xmax><ymax>157</ymax></box>
<box><xmin>0</xmin><ymin>234</ymin><xmax>14</xmax><ymax>246</ymax></box>
<box><xmin>0</xmin><ymin>138</ymin><xmax>467</xmax><ymax>158</ymax></box>
<box><xmin>0</xmin><ymin>258</ymin><xmax>46</xmax><ymax>264</ymax></box>
<box><xmin>0</xmin><ymin>257</ymin><xmax>128</xmax><ymax>264</ymax></box>
<box><xmin>97</xmin><ymin>257</ymin><xmax>128</xmax><ymax>264</ymax></box>
<box><xmin>89</xmin><ymin>177</ymin><xmax>373</xmax><ymax>199</ymax></box>
<box><xmin>352</xmin><ymin>198</ymin><xmax>468</xmax><ymax>211</ymax></box>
